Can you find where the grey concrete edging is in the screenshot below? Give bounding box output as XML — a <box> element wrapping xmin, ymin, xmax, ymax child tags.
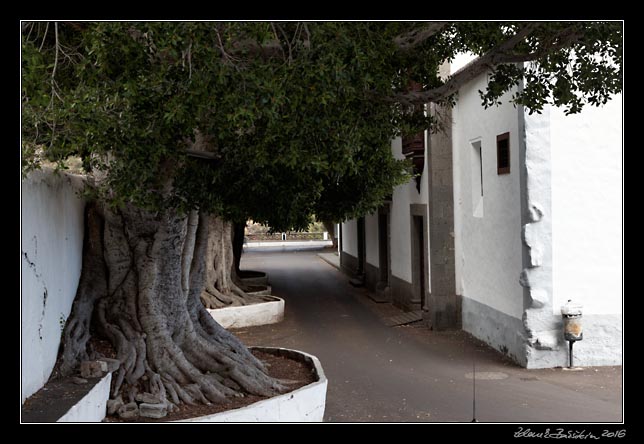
<box><xmin>175</xmin><ymin>347</ymin><xmax>327</xmax><ymax>422</ymax></box>
<box><xmin>240</xmin><ymin>272</ymin><xmax>269</xmax><ymax>286</ymax></box>
<box><xmin>57</xmin><ymin>373</ymin><xmax>112</xmax><ymax>422</ymax></box>
<box><xmin>317</xmin><ymin>253</ymin><xmax>341</xmax><ymax>271</ymax></box>
<box><xmin>245</xmin><ymin>240</ymin><xmax>332</xmax><ymax>248</ymax></box>
<box><xmin>208</xmin><ymin>296</ymin><xmax>284</xmax><ymax>329</ymax></box>
<box><xmin>246</xmin><ymin>285</ymin><xmax>272</xmax><ymax>296</ymax></box>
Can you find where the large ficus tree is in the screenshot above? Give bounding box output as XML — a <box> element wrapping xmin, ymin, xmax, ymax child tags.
<box><xmin>21</xmin><ymin>21</ymin><xmax>621</xmax><ymax>410</ymax></box>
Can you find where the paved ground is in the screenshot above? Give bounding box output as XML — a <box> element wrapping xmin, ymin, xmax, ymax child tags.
<box><xmin>235</xmin><ymin>247</ymin><xmax>623</xmax><ymax>423</ymax></box>
<box><xmin>317</xmin><ymin>251</ymin><xmax>340</xmax><ymax>270</ymax></box>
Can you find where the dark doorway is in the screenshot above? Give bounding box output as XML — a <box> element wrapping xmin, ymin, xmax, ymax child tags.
<box><xmin>410</xmin><ymin>210</ymin><xmax>428</xmax><ymax>311</ymax></box>
<box><xmin>357</xmin><ymin>216</ymin><xmax>366</xmax><ymax>277</ymax></box>
<box><xmin>378</xmin><ymin>212</ymin><xmax>389</xmax><ymax>285</ymax></box>
<box><xmin>369</xmin><ymin>207</ymin><xmax>392</xmax><ymax>302</ymax></box>
<box><xmin>414</xmin><ymin>216</ymin><xmax>426</xmax><ymax>308</ymax></box>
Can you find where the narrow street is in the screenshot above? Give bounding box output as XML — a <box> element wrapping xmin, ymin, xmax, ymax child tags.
<box><xmin>233</xmin><ymin>247</ymin><xmax>622</xmax><ymax>423</ymax></box>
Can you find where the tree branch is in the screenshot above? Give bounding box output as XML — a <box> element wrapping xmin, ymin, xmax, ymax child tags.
<box><xmin>391</xmin><ymin>23</ymin><xmax>554</xmax><ymax>106</ymax></box>
<box><xmin>394</xmin><ymin>22</ymin><xmax>450</xmax><ymax>51</ymax></box>
<box><xmin>38</xmin><ymin>21</ymin><xmax>49</xmax><ymax>52</ymax></box>
<box><xmin>270</xmin><ymin>22</ymin><xmax>289</xmax><ymax>63</ymax></box>
<box><xmin>184</xmin><ymin>149</ymin><xmax>219</xmax><ymax>161</ymax></box>
<box><xmin>51</xmin><ymin>22</ymin><xmax>59</xmax><ymax>93</ymax></box>
<box><xmin>230</xmin><ymin>38</ymin><xmax>284</xmax><ymax>60</ymax></box>
<box><xmin>215</xmin><ymin>22</ymin><xmax>309</xmax><ymax>63</ymax></box>
<box><xmin>276</xmin><ymin>23</ymin><xmax>293</xmax><ymax>63</ymax></box>
<box><xmin>47</xmin><ymin>21</ymin><xmax>63</xmax><ymax>149</ymax></box>
<box><xmin>302</xmin><ymin>22</ymin><xmax>311</xmax><ymax>48</ymax></box>
<box><xmin>499</xmin><ymin>27</ymin><xmax>584</xmax><ymax>64</ymax></box>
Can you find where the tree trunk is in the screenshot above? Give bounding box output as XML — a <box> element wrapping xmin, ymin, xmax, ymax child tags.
<box><xmin>322</xmin><ymin>220</ymin><xmax>338</xmax><ymax>250</ymax></box>
<box><xmin>59</xmin><ymin>202</ymin><xmax>108</xmax><ymax>376</ymax></box>
<box><xmin>232</xmin><ymin>220</ymin><xmax>246</xmax><ymax>275</ymax></box>
<box><xmin>199</xmin><ymin>216</ymin><xmax>273</xmax><ymax>309</ymax></box>
<box><xmin>60</xmin><ymin>204</ymin><xmax>284</xmax><ymax>408</ymax></box>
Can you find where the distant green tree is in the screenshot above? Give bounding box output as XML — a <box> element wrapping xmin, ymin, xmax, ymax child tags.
<box><xmin>22</xmin><ymin>21</ymin><xmax>621</xmax><ymax>410</ymax></box>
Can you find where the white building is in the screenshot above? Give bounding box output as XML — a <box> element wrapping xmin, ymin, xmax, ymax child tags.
<box><xmin>340</xmin><ymin>59</ymin><xmax>622</xmax><ymax>368</ymax></box>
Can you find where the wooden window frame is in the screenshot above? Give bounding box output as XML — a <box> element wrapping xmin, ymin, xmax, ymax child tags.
<box><xmin>496</xmin><ymin>132</ymin><xmax>510</xmax><ymax>175</ymax></box>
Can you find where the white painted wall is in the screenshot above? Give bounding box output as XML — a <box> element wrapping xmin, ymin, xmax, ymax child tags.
<box><xmin>389</xmin><ymin>136</ymin><xmax>430</xmax><ymax>285</ymax></box>
<box><xmin>365</xmin><ymin>212</ymin><xmax>379</xmax><ymax>267</ymax></box>
<box><xmin>208</xmin><ymin>297</ymin><xmax>285</xmax><ymax>329</ymax></box>
<box><xmin>21</xmin><ymin>169</ymin><xmax>86</xmax><ymax>403</ymax></box>
<box><xmin>451</xmin><ymin>52</ymin><xmax>477</xmax><ymax>74</ymax></box>
<box><xmin>452</xmin><ymin>73</ymin><xmax>524</xmax><ymax>319</ymax></box>
<box><xmin>550</xmin><ymin>94</ymin><xmax>623</xmax><ymax>315</ymax></box>
<box><xmin>341</xmin><ymin>218</ymin><xmax>358</xmax><ymax>257</ymax></box>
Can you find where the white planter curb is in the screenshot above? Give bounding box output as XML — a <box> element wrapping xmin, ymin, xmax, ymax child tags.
<box><xmin>208</xmin><ymin>296</ymin><xmax>284</xmax><ymax>329</ymax></box>
<box><xmin>176</xmin><ymin>347</ymin><xmax>327</xmax><ymax>422</ymax></box>
<box><xmin>57</xmin><ymin>373</ymin><xmax>112</xmax><ymax>422</ymax></box>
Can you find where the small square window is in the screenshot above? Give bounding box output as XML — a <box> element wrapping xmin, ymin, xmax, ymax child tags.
<box><xmin>497</xmin><ymin>132</ymin><xmax>510</xmax><ymax>175</ymax></box>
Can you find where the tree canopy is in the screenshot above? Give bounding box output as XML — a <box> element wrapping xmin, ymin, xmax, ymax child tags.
<box><xmin>21</xmin><ymin>21</ymin><xmax>622</xmax><ymax>229</ymax></box>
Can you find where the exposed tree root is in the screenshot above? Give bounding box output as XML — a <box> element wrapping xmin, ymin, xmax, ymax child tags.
<box><xmin>59</xmin><ymin>203</ymin><xmax>108</xmax><ymax>376</ymax></box>
<box><xmin>199</xmin><ymin>214</ymin><xmax>274</xmax><ymax>309</ymax></box>
<box><xmin>59</xmin><ymin>204</ymin><xmax>285</xmax><ymax>409</ymax></box>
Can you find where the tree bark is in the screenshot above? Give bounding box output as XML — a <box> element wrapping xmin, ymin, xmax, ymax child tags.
<box><xmin>232</xmin><ymin>220</ymin><xmax>246</xmax><ymax>276</ymax></box>
<box><xmin>322</xmin><ymin>220</ymin><xmax>337</xmax><ymax>250</ymax></box>
<box><xmin>59</xmin><ymin>202</ymin><xmax>108</xmax><ymax>376</ymax></box>
<box><xmin>60</xmin><ymin>204</ymin><xmax>284</xmax><ymax>408</ymax></box>
<box><xmin>199</xmin><ymin>215</ymin><xmax>273</xmax><ymax>309</ymax></box>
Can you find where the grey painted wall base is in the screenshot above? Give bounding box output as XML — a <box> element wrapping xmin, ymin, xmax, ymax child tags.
<box><xmin>365</xmin><ymin>262</ymin><xmax>391</xmax><ymax>302</ymax></box>
<box><xmin>340</xmin><ymin>251</ymin><xmax>359</xmax><ymax>276</ymax></box>
<box><xmin>462</xmin><ymin>296</ymin><xmax>527</xmax><ymax>367</ymax></box>
<box><xmin>390</xmin><ymin>274</ymin><xmax>420</xmax><ymax>312</ymax></box>
<box><xmin>364</xmin><ymin>262</ymin><xmax>379</xmax><ymax>292</ymax></box>
<box><xmin>463</xmin><ymin>296</ymin><xmax>622</xmax><ymax>369</ymax></box>
<box><xmin>525</xmin><ymin>314</ymin><xmax>622</xmax><ymax>369</ymax></box>
<box><xmin>340</xmin><ymin>252</ymin><xmax>392</xmax><ymax>303</ymax></box>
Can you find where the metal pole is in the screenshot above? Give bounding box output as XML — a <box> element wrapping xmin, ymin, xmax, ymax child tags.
<box><xmin>569</xmin><ymin>340</ymin><xmax>574</xmax><ymax>368</ymax></box>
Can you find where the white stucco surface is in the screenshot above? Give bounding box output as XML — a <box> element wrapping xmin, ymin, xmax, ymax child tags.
<box><xmin>519</xmin><ymin>91</ymin><xmax>622</xmax><ymax>368</ymax></box>
<box><xmin>550</xmin><ymin>94</ymin><xmax>623</xmax><ymax>315</ymax></box>
<box><xmin>452</xmin><ymin>74</ymin><xmax>524</xmax><ymax>319</ymax></box>
<box><xmin>21</xmin><ymin>169</ymin><xmax>86</xmax><ymax>403</ymax></box>
<box><xmin>450</xmin><ymin>52</ymin><xmax>478</xmax><ymax>74</ymax></box>
<box><xmin>389</xmin><ymin>137</ymin><xmax>430</xmax><ymax>284</ymax></box>
<box><xmin>341</xmin><ymin>218</ymin><xmax>358</xmax><ymax>257</ymax></box>
<box><xmin>365</xmin><ymin>212</ymin><xmax>379</xmax><ymax>266</ymax></box>
<box><xmin>57</xmin><ymin>373</ymin><xmax>112</xmax><ymax>422</ymax></box>
<box><xmin>177</xmin><ymin>348</ymin><xmax>327</xmax><ymax>422</ymax></box>
<box><xmin>208</xmin><ymin>297</ymin><xmax>285</xmax><ymax>329</ymax></box>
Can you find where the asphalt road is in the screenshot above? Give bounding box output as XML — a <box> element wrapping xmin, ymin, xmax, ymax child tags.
<box><xmin>233</xmin><ymin>247</ymin><xmax>623</xmax><ymax>424</ymax></box>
